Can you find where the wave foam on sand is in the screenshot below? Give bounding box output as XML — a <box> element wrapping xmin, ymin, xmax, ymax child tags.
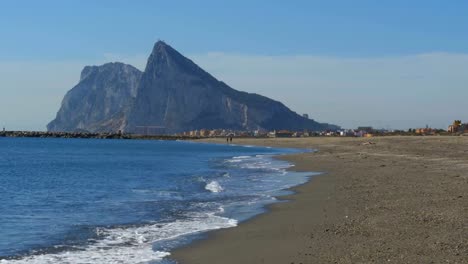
<box><xmin>1</xmin><ymin>212</ymin><xmax>237</xmax><ymax>264</ymax></box>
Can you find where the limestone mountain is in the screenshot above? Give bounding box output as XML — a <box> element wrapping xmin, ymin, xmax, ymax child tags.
<box><xmin>47</xmin><ymin>62</ymin><xmax>142</xmax><ymax>132</ymax></box>
<box><xmin>124</xmin><ymin>41</ymin><xmax>336</xmax><ymax>133</ymax></box>
<box><xmin>48</xmin><ymin>41</ymin><xmax>337</xmax><ymax>133</ymax></box>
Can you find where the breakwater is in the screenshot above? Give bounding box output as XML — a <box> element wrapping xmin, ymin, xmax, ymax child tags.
<box><xmin>0</xmin><ymin>131</ymin><xmax>198</xmax><ymax>140</ymax></box>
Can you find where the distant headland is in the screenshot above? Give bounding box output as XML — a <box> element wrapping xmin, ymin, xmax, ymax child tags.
<box><xmin>47</xmin><ymin>41</ymin><xmax>338</xmax><ymax>134</ymax></box>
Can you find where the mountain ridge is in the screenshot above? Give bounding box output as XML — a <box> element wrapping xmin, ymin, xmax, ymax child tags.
<box><xmin>47</xmin><ymin>62</ymin><xmax>142</xmax><ymax>132</ymax></box>
<box><xmin>48</xmin><ymin>41</ymin><xmax>338</xmax><ymax>133</ymax></box>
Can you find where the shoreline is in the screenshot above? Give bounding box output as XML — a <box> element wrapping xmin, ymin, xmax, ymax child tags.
<box><xmin>0</xmin><ymin>139</ymin><xmax>315</xmax><ymax>263</ymax></box>
<box><xmin>171</xmin><ymin>136</ymin><xmax>467</xmax><ymax>263</ymax></box>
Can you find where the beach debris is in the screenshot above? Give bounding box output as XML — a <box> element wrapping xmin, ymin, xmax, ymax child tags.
<box><xmin>361</xmin><ymin>141</ymin><xmax>376</xmax><ymax>146</ymax></box>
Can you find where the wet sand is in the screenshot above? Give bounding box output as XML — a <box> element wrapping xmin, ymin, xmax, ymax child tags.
<box><xmin>172</xmin><ymin>136</ymin><xmax>467</xmax><ymax>263</ymax></box>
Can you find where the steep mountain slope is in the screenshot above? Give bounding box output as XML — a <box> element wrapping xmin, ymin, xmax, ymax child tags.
<box><xmin>48</xmin><ymin>41</ymin><xmax>337</xmax><ymax>134</ymax></box>
<box><xmin>124</xmin><ymin>41</ymin><xmax>336</xmax><ymax>133</ymax></box>
<box><xmin>47</xmin><ymin>63</ymin><xmax>142</xmax><ymax>132</ymax></box>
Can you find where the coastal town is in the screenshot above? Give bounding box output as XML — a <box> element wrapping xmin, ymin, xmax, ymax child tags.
<box><xmin>2</xmin><ymin>120</ymin><xmax>466</xmax><ymax>140</ymax></box>
<box><xmin>175</xmin><ymin>120</ymin><xmax>466</xmax><ymax>138</ymax></box>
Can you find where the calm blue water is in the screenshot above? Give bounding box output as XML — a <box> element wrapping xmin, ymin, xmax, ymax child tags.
<box><xmin>0</xmin><ymin>138</ymin><xmax>313</xmax><ymax>263</ymax></box>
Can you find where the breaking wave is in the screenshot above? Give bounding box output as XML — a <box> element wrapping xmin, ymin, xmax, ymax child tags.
<box><xmin>205</xmin><ymin>181</ymin><xmax>224</xmax><ymax>193</ymax></box>
<box><xmin>1</xmin><ymin>213</ymin><xmax>237</xmax><ymax>264</ymax></box>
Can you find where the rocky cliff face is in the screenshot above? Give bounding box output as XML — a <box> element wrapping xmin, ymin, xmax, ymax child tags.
<box><xmin>49</xmin><ymin>41</ymin><xmax>337</xmax><ymax>133</ymax></box>
<box><xmin>124</xmin><ymin>41</ymin><xmax>336</xmax><ymax>133</ymax></box>
<box><xmin>47</xmin><ymin>63</ymin><xmax>142</xmax><ymax>132</ymax></box>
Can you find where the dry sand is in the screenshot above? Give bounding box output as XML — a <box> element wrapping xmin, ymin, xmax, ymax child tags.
<box><xmin>172</xmin><ymin>136</ymin><xmax>467</xmax><ymax>263</ymax></box>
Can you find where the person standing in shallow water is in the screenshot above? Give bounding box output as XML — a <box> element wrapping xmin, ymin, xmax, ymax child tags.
<box><xmin>226</xmin><ymin>137</ymin><xmax>229</xmax><ymax>143</ymax></box>
<box><xmin>230</xmin><ymin>137</ymin><xmax>233</xmax><ymax>143</ymax></box>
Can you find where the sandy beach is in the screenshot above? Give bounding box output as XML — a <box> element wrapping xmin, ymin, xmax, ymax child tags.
<box><xmin>172</xmin><ymin>136</ymin><xmax>467</xmax><ymax>263</ymax></box>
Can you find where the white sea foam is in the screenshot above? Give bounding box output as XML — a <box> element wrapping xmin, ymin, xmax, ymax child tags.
<box><xmin>226</xmin><ymin>155</ymin><xmax>251</xmax><ymax>163</ymax></box>
<box><xmin>232</xmin><ymin>156</ymin><xmax>250</xmax><ymax>159</ymax></box>
<box><xmin>225</xmin><ymin>154</ymin><xmax>293</xmax><ymax>173</ymax></box>
<box><xmin>226</xmin><ymin>159</ymin><xmax>243</xmax><ymax>163</ymax></box>
<box><xmin>3</xmin><ymin>213</ymin><xmax>237</xmax><ymax>264</ymax></box>
<box><xmin>205</xmin><ymin>181</ymin><xmax>224</xmax><ymax>193</ymax></box>
<box><xmin>223</xmin><ymin>154</ymin><xmax>296</xmax><ymax>185</ymax></box>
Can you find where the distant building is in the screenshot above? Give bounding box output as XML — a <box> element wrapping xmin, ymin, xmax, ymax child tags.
<box><xmin>448</xmin><ymin>120</ymin><xmax>462</xmax><ymax>133</ymax></box>
<box><xmin>292</xmin><ymin>132</ymin><xmax>304</xmax><ymax>137</ymax></box>
<box><xmin>209</xmin><ymin>129</ymin><xmax>222</xmax><ymax>137</ymax></box>
<box><xmin>355</xmin><ymin>130</ymin><xmax>366</xmax><ymax>137</ymax></box>
<box><xmin>415</xmin><ymin>127</ymin><xmax>435</xmax><ymax>135</ymax></box>
<box><xmin>189</xmin><ymin>130</ymin><xmax>200</xmax><ymax>137</ymax></box>
<box><xmin>357</xmin><ymin>126</ymin><xmax>374</xmax><ymax>133</ymax></box>
<box><xmin>254</xmin><ymin>129</ymin><xmax>268</xmax><ymax>137</ymax></box>
<box><xmin>275</xmin><ymin>130</ymin><xmax>294</xmax><ymax>138</ymax></box>
<box><xmin>339</xmin><ymin>129</ymin><xmax>355</xmax><ymax>137</ymax></box>
<box><xmin>199</xmin><ymin>129</ymin><xmax>210</xmax><ymax>137</ymax></box>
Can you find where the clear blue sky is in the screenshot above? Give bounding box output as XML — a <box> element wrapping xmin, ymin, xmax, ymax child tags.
<box><xmin>1</xmin><ymin>1</ymin><xmax>468</xmax><ymax>130</ymax></box>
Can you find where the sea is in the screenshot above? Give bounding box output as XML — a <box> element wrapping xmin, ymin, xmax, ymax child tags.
<box><xmin>0</xmin><ymin>137</ymin><xmax>314</xmax><ymax>264</ymax></box>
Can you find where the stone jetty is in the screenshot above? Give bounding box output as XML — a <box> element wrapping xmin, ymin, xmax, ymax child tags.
<box><xmin>0</xmin><ymin>131</ymin><xmax>197</xmax><ymax>140</ymax></box>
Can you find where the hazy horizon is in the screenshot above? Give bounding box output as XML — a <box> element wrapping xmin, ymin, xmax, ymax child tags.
<box><xmin>1</xmin><ymin>1</ymin><xmax>467</xmax><ymax>131</ymax></box>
